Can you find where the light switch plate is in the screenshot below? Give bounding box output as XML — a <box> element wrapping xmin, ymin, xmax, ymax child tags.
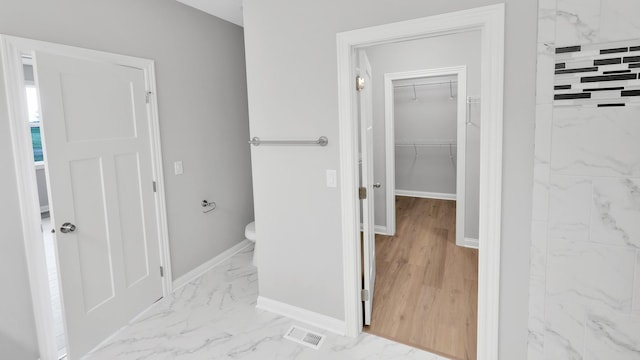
<box><xmin>326</xmin><ymin>169</ymin><xmax>337</xmax><ymax>188</ymax></box>
<box><xmin>174</xmin><ymin>161</ymin><xmax>183</xmax><ymax>175</ymax></box>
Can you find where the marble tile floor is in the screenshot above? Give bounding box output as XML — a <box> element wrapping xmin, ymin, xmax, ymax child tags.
<box><xmin>83</xmin><ymin>244</ymin><xmax>448</xmax><ymax>360</ymax></box>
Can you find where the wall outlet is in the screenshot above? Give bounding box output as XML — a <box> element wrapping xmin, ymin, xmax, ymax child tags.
<box><xmin>326</xmin><ymin>169</ymin><xmax>337</xmax><ymax>188</ymax></box>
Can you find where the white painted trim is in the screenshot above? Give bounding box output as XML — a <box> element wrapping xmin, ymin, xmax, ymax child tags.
<box><xmin>1</xmin><ymin>35</ymin><xmax>172</xmax><ymax>360</ymax></box>
<box><xmin>257</xmin><ymin>296</ymin><xmax>346</xmax><ymax>336</ymax></box>
<box><xmin>145</xmin><ymin>61</ymin><xmax>173</xmax><ymax>296</ymax></box>
<box><xmin>359</xmin><ymin>224</ymin><xmax>390</xmax><ymax>235</ymax></box>
<box><xmin>384</xmin><ymin>66</ymin><xmax>467</xmax><ymax>239</ymax></box>
<box><xmin>1</xmin><ymin>35</ymin><xmax>58</xmax><ymax>360</ymax></box>
<box><xmin>173</xmin><ymin>240</ymin><xmax>252</xmax><ymax>290</ymax></box>
<box><xmin>374</xmin><ymin>225</ymin><xmax>388</xmax><ymax>235</ymax></box>
<box><xmin>395</xmin><ymin>189</ymin><xmax>456</xmax><ymax>201</ymax></box>
<box><xmin>40</xmin><ymin>205</ymin><xmax>49</xmax><ymax>213</ymax></box>
<box><xmin>336</xmin><ymin>5</ymin><xmax>504</xmax><ymax>360</ymax></box>
<box><xmin>459</xmin><ymin>237</ymin><xmax>479</xmax><ymax>249</ymax></box>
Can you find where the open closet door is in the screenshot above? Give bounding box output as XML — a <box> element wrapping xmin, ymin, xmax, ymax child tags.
<box><xmin>35</xmin><ymin>50</ymin><xmax>163</xmax><ymax>358</ymax></box>
<box><xmin>358</xmin><ymin>50</ymin><xmax>376</xmax><ymax>325</ymax></box>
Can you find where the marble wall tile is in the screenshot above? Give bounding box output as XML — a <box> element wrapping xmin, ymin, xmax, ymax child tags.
<box><xmin>532</xmin><ymin>103</ymin><xmax>553</xmax><ymax>222</ymax></box>
<box><xmin>598</xmin><ymin>0</ymin><xmax>640</xmax><ymax>43</ymax></box>
<box><xmin>544</xmin><ymin>240</ymin><xmax>636</xmax><ymax>359</ymax></box>
<box><xmin>530</xmin><ymin>221</ymin><xmax>549</xmax><ymax>284</ymax></box>
<box><xmin>548</xmin><ymin>176</ymin><xmax>591</xmax><ymax>242</ymax></box>
<box><xmin>528</xmin><ymin>221</ymin><xmax>548</xmax><ymax>360</ymax></box>
<box><xmin>536</xmin><ymin>43</ymin><xmax>556</xmax><ymax>105</ymax></box>
<box><xmin>634</xmin><ymin>251</ymin><xmax>640</xmax><ymax>314</ymax></box>
<box><xmin>535</xmin><ymin>104</ymin><xmax>553</xmax><ymax>164</ymax></box>
<box><xmin>537</xmin><ymin>0</ymin><xmax>557</xmax><ymax>44</ymax></box>
<box><xmin>532</xmin><ymin>163</ymin><xmax>550</xmax><ymax>222</ymax></box>
<box><xmin>543</xmin><ymin>298</ymin><xmax>585</xmax><ymax>360</ymax></box>
<box><xmin>590</xmin><ymin>178</ymin><xmax>640</xmax><ymax>249</ymax></box>
<box><xmin>546</xmin><ymin>239</ymin><xmax>635</xmax><ymax>312</ymax></box>
<box><xmin>551</xmin><ymin>107</ymin><xmax>640</xmax><ymax>178</ymax></box>
<box><xmin>584</xmin><ymin>307</ymin><xmax>640</xmax><ymax>360</ymax></box>
<box><xmin>555</xmin><ymin>0</ymin><xmax>601</xmax><ymax>46</ymax></box>
<box><xmin>532</xmin><ymin>1</ymin><xmax>640</xmax><ymax>358</ymax></box>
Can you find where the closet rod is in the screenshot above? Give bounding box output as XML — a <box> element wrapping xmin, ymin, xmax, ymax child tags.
<box><xmin>248</xmin><ymin>136</ymin><xmax>328</xmax><ymax>147</ymax></box>
<box><xmin>395</xmin><ymin>143</ymin><xmax>457</xmax><ymax>147</ymax></box>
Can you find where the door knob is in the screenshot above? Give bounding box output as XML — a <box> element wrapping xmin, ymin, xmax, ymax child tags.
<box><xmin>373</xmin><ymin>182</ymin><xmax>381</xmax><ymax>188</ymax></box>
<box><xmin>60</xmin><ymin>223</ymin><xmax>76</xmax><ymax>233</ymax></box>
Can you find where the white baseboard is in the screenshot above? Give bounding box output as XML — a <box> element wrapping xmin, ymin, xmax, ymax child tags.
<box><xmin>395</xmin><ymin>189</ymin><xmax>456</xmax><ymax>201</ymax></box>
<box><xmin>173</xmin><ymin>239</ymin><xmax>252</xmax><ymax>291</ymax></box>
<box><xmin>374</xmin><ymin>225</ymin><xmax>389</xmax><ymax>235</ymax></box>
<box><xmin>40</xmin><ymin>205</ymin><xmax>49</xmax><ymax>213</ymax></box>
<box><xmin>459</xmin><ymin>237</ymin><xmax>479</xmax><ymax>249</ymax></box>
<box><xmin>257</xmin><ymin>296</ymin><xmax>346</xmax><ymax>336</ymax></box>
<box><xmin>359</xmin><ymin>224</ymin><xmax>390</xmax><ymax>235</ymax></box>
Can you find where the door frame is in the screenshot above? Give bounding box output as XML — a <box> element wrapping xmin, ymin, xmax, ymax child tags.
<box><xmin>0</xmin><ymin>35</ymin><xmax>173</xmax><ymax>359</ymax></box>
<box><xmin>336</xmin><ymin>4</ymin><xmax>504</xmax><ymax>360</ymax></box>
<box><xmin>383</xmin><ymin>66</ymin><xmax>467</xmax><ymax>241</ymax></box>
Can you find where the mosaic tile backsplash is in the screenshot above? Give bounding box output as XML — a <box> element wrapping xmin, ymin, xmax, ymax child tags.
<box><xmin>554</xmin><ymin>39</ymin><xmax>640</xmax><ymax>107</ymax></box>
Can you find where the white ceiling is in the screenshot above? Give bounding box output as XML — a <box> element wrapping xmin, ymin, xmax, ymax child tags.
<box><xmin>176</xmin><ymin>0</ymin><xmax>244</xmax><ymax>27</ymax></box>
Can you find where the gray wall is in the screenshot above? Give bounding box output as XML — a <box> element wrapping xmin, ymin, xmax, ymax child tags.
<box><xmin>36</xmin><ymin>168</ymin><xmax>48</xmax><ymax>210</ymax></box>
<box><xmin>243</xmin><ymin>1</ymin><xmax>536</xmax><ymax>358</ymax></box>
<box><xmin>364</xmin><ymin>32</ymin><xmax>481</xmax><ymax>241</ymax></box>
<box><xmin>0</xmin><ymin>1</ymin><xmax>253</xmax><ymax>358</ymax></box>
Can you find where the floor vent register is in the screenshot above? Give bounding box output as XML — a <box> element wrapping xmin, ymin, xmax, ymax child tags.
<box><xmin>283</xmin><ymin>325</ymin><xmax>325</xmax><ymax>350</ymax></box>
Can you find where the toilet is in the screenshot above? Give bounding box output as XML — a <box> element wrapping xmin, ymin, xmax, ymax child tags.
<box><xmin>245</xmin><ymin>221</ymin><xmax>257</xmax><ymax>266</ymax></box>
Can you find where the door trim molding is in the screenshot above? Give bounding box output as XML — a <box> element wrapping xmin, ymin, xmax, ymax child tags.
<box><xmin>384</xmin><ymin>66</ymin><xmax>467</xmax><ymax>239</ymax></box>
<box><xmin>335</xmin><ymin>4</ymin><xmax>504</xmax><ymax>360</ymax></box>
<box><xmin>0</xmin><ymin>35</ymin><xmax>173</xmax><ymax>360</ymax></box>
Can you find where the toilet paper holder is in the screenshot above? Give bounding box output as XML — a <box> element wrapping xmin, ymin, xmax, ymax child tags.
<box><xmin>201</xmin><ymin>200</ymin><xmax>216</xmax><ymax>213</ymax></box>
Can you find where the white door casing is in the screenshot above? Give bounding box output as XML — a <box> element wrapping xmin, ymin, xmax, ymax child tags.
<box><xmin>358</xmin><ymin>50</ymin><xmax>376</xmax><ymax>325</ymax></box>
<box><xmin>336</xmin><ymin>5</ymin><xmax>504</xmax><ymax>360</ymax></box>
<box><xmin>383</xmin><ymin>67</ymin><xmax>470</xmax><ymax>248</ymax></box>
<box><xmin>35</xmin><ymin>51</ymin><xmax>164</xmax><ymax>358</ymax></box>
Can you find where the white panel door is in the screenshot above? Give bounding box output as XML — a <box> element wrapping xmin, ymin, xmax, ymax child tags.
<box><xmin>35</xmin><ymin>51</ymin><xmax>163</xmax><ymax>359</ymax></box>
<box><xmin>358</xmin><ymin>50</ymin><xmax>376</xmax><ymax>325</ymax></box>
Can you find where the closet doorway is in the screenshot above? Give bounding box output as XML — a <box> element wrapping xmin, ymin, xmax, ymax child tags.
<box><xmin>383</xmin><ymin>67</ymin><xmax>479</xmax><ymax>249</ymax></box>
<box><xmin>337</xmin><ymin>6</ymin><xmax>505</xmax><ymax>360</ymax></box>
<box><xmin>355</xmin><ymin>29</ymin><xmax>483</xmax><ymax>360</ymax></box>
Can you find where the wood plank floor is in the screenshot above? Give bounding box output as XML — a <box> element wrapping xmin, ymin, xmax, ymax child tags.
<box><xmin>364</xmin><ymin>196</ymin><xmax>478</xmax><ymax>360</ymax></box>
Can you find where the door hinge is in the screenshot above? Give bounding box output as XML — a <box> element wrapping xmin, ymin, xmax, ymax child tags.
<box><xmin>358</xmin><ymin>186</ymin><xmax>367</xmax><ymax>200</ymax></box>
<box><xmin>160</xmin><ymin>266</ymin><xmax>164</xmax><ymax>277</ymax></box>
<box><xmin>356</xmin><ymin>76</ymin><xmax>365</xmax><ymax>92</ymax></box>
<box><xmin>361</xmin><ymin>289</ymin><xmax>369</xmax><ymax>302</ymax></box>
<box><xmin>152</xmin><ymin>181</ymin><xmax>157</xmax><ymax>192</ymax></box>
<box><xmin>145</xmin><ymin>91</ymin><xmax>152</xmax><ymax>104</ymax></box>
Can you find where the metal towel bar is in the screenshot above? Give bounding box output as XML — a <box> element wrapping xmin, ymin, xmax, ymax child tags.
<box><xmin>248</xmin><ymin>136</ymin><xmax>328</xmax><ymax>147</ymax></box>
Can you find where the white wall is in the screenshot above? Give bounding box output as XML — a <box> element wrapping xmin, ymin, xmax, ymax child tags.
<box><xmin>243</xmin><ymin>1</ymin><xmax>537</xmax><ymax>358</ymax></box>
<box><xmin>393</xmin><ymin>77</ymin><xmax>458</xmax><ymax>195</ymax></box>
<box><xmin>0</xmin><ymin>1</ymin><xmax>253</xmax><ymax>358</ymax></box>
<box><xmin>364</xmin><ymin>32</ymin><xmax>481</xmax><ymax>241</ymax></box>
